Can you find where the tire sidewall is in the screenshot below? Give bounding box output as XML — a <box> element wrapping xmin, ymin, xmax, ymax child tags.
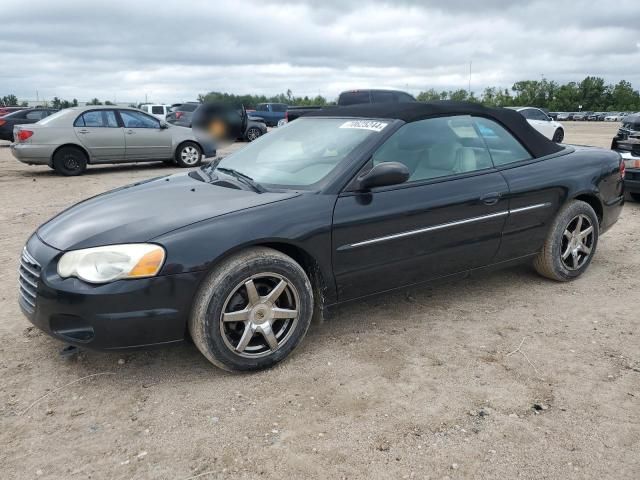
<box><xmin>193</xmin><ymin>252</ymin><xmax>313</xmax><ymax>371</ymax></box>
<box><xmin>549</xmin><ymin>202</ymin><xmax>599</xmax><ymax>280</ymax></box>
<box><xmin>175</xmin><ymin>141</ymin><xmax>202</xmax><ymax>168</ymax></box>
<box><xmin>553</xmin><ymin>128</ymin><xmax>564</xmax><ymax>143</ymax></box>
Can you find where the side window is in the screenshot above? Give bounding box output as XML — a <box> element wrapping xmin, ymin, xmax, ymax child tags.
<box><xmin>151</xmin><ymin>106</ymin><xmax>164</xmax><ymax>114</ymax></box>
<box><xmin>104</xmin><ymin>110</ymin><xmax>119</xmax><ymax>127</ymax></box>
<box><xmin>26</xmin><ymin>110</ymin><xmax>47</xmax><ymax>120</ymax></box>
<box><xmin>530</xmin><ymin>109</ymin><xmax>549</xmax><ymax>121</ymax></box>
<box><xmin>339</xmin><ymin>91</ymin><xmax>371</xmax><ymax>106</ymax></box>
<box><xmin>272</xmin><ymin>104</ymin><xmax>287</xmax><ymax>112</ymax></box>
<box><xmin>398</xmin><ymin>92</ymin><xmax>416</xmax><ymax>103</ymax></box>
<box><xmin>371</xmin><ymin>91</ymin><xmax>397</xmax><ymax>103</ymax></box>
<box><xmin>120</xmin><ymin>110</ymin><xmax>160</xmax><ymax>128</ymax></box>
<box><xmin>371</xmin><ymin>115</ymin><xmax>493</xmax><ymax>183</ymax></box>
<box><xmin>256</xmin><ymin>104</ymin><xmax>268</xmax><ymax>112</ymax></box>
<box><xmin>80</xmin><ymin>111</ymin><xmax>105</xmax><ymax>127</ymax></box>
<box><xmin>474</xmin><ymin>117</ymin><xmax>532</xmax><ymax>166</ymax></box>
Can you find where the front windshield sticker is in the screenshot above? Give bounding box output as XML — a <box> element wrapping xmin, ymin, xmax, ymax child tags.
<box><xmin>339</xmin><ymin>120</ymin><xmax>388</xmax><ymax>132</ymax></box>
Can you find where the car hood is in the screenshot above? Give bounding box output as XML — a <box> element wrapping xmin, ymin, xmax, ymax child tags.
<box><xmin>37</xmin><ymin>172</ymin><xmax>299</xmax><ymax>250</ymax></box>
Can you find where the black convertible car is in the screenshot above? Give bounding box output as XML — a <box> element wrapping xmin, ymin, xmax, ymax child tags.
<box><xmin>19</xmin><ymin>102</ymin><xmax>624</xmax><ymax>371</ymax></box>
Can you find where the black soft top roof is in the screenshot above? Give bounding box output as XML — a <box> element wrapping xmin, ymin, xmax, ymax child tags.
<box><xmin>304</xmin><ymin>101</ymin><xmax>563</xmax><ymax>158</ymax></box>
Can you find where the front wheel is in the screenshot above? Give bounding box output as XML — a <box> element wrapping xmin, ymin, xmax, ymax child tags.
<box><xmin>552</xmin><ymin>128</ymin><xmax>564</xmax><ymax>143</ymax></box>
<box><xmin>189</xmin><ymin>247</ymin><xmax>314</xmax><ymax>371</ymax></box>
<box><xmin>533</xmin><ymin>200</ymin><xmax>598</xmax><ymax>281</ymax></box>
<box><xmin>175</xmin><ymin>141</ymin><xmax>202</xmax><ymax>168</ymax></box>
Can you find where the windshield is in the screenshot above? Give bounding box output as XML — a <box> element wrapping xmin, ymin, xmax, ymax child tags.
<box><xmin>208</xmin><ymin>117</ymin><xmax>388</xmax><ymax>187</ymax></box>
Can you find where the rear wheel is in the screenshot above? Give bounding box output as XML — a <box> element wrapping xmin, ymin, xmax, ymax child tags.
<box><xmin>189</xmin><ymin>247</ymin><xmax>314</xmax><ymax>371</ymax></box>
<box><xmin>245</xmin><ymin>127</ymin><xmax>263</xmax><ymax>142</ymax></box>
<box><xmin>533</xmin><ymin>200</ymin><xmax>598</xmax><ymax>281</ymax></box>
<box><xmin>52</xmin><ymin>146</ymin><xmax>87</xmax><ymax>176</ymax></box>
<box><xmin>175</xmin><ymin>141</ymin><xmax>202</xmax><ymax>168</ymax></box>
<box><xmin>552</xmin><ymin>128</ymin><xmax>564</xmax><ymax>143</ymax></box>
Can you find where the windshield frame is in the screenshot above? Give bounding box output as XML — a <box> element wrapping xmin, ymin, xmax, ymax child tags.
<box><xmin>202</xmin><ymin>116</ymin><xmax>403</xmax><ymax>193</ymax></box>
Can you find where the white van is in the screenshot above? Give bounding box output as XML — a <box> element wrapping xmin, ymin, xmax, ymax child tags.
<box><xmin>139</xmin><ymin>104</ymin><xmax>169</xmax><ymax>120</ymax></box>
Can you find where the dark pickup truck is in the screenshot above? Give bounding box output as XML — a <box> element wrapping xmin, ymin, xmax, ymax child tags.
<box><xmin>285</xmin><ymin>89</ymin><xmax>416</xmax><ymax>122</ymax></box>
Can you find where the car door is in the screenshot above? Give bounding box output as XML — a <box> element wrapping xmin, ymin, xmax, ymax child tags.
<box><xmin>473</xmin><ymin>116</ymin><xmax>562</xmax><ymax>262</ymax></box>
<box><xmin>118</xmin><ymin>109</ymin><xmax>172</xmax><ymax>160</ymax></box>
<box><xmin>332</xmin><ymin>115</ymin><xmax>510</xmax><ymax>302</ymax></box>
<box><xmin>73</xmin><ymin>110</ymin><xmax>125</xmax><ymax>162</ymax></box>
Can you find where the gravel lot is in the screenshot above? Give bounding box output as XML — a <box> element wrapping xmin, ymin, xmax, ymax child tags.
<box><xmin>1</xmin><ymin>122</ymin><xmax>638</xmax><ymax>479</ymax></box>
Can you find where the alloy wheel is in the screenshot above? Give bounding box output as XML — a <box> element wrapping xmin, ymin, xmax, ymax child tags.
<box><xmin>247</xmin><ymin>128</ymin><xmax>261</xmax><ymax>141</ymax></box>
<box><xmin>219</xmin><ymin>273</ymin><xmax>299</xmax><ymax>358</ymax></box>
<box><xmin>560</xmin><ymin>214</ymin><xmax>594</xmax><ymax>270</ymax></box>
<box><xmin>180</xmin><ymin>146</ymin><xmax>200</xmax><ymax>165</ymax></box>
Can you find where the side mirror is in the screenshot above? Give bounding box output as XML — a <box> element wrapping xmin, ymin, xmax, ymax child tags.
<box><xmin>355</xmin><ymin>161</ymin><xmax>410</xmax><ymax>191</ymax></box>
<box><xmin>160</xmin><ymin>121</ymin><xmax>169</xmax><ymax>129</ymax></box>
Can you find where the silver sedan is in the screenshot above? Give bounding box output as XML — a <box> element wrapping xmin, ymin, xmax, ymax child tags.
<box><xmin>11</xmin><ymin>106</ymin><xmax>216</xmax><ymax>175</ymax></box>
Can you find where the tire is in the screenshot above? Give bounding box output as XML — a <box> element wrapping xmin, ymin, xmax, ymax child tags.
<box><xmin>552</xmin><ymin>128</ymin><xmax>564</xmax><ymax>143</ymax></box>
<box><xmin>245</xmin><ymin>127</ymin><xmax>263</xmax><ymax>142</ymax></box>
<box><xmin>175</xmin><ymin>141</ymin><xmax>202</xmax><ymax>168</ymax></box>
<box><xmin>189</xmin><ymin>247</ymin><xmax>314</xmax><ymax>371</ymax></box>
<box><xmin>52</xmin><ymin>146</ymin><xmax>87</xmax><ymax>176</ymax></box>
<box><xmin>630</xmin><ymin>193</ymin><xmax>640</xmax><ymax>202</ymax></box>
<box><xmin>533</xmin><ymin>200</ymin><xmax>599</xmax><ymax>281</ymax></box>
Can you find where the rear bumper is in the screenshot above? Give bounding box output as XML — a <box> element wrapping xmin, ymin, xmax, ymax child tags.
<box><xmin>11</xmin><ymin>143</ymin><xmax>53</xmax><ymax>165</ymax></box>
<box><xmin>20</xmin><ymin>234</ymin><xmax>206</xmax><ymax>350</ymax></box>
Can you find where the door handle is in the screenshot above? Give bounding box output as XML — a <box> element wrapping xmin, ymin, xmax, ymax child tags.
<box><xmin>78</xmin><ymin>129</ymin><xmax>90</xmax><ymax>134</ymax></box>
<box><xmin>480</xmin><ymin>192</ymin><xmax>501</xmax><ymax>205</ymax></box>
<box><xmin>126</xmin><ymin>129</ymin><xmax>135</xmax><ymax>135</ymax></box>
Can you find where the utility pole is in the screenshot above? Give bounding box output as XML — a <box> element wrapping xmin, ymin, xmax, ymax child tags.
<box><xmin>468</xmin><ymin>61</ymin><xmax>472</xmax><ymax>97</ymax></box>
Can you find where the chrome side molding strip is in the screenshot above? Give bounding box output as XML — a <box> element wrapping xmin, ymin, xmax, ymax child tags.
<box><xmin>340</xmin><ymin>202</ymin><xmax>551</xmax><ymax>250</ymax></box>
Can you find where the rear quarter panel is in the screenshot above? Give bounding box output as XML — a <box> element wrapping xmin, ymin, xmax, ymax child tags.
<box><xmin>495</xmin><ymin>146</ymin><xmax>623</xmax><ymax>261</ymax></box>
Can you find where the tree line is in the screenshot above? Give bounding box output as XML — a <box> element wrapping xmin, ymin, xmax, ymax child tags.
<box><xmin>3</xmin><ymin>76</ymin><xmax>640</xmax><ymax>111</ymax></box>
<box><xmin>201</xmin><ymin>77</ymin><xmax>640</xmax><ymax>112</ymax></box>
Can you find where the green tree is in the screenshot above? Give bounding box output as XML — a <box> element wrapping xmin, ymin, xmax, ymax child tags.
<box><xmin>1</xmin><ymin>94</ymin><xmax>19</xmax><ymax>106</ymax></box>
<box><xmin>86</xmin><ymin>98</ymin><xmax>102</xmax><ymax>106</ymax></box>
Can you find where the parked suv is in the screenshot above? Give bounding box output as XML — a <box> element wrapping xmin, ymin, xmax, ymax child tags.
<box><xmin>139</xmin><ymin>104</ymin><xmax>170</xmax><ymax>120</ymax></box>
<box><xmin>251</xmin><ymin>103</ymin><xmax>288</xmax><ymax>127</ymax></box>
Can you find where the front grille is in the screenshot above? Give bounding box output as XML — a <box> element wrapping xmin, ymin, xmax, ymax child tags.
<box><xmin>18</xmin><ymin>247</ymin><xmax>41</xmax><ymax>313</ymax></box>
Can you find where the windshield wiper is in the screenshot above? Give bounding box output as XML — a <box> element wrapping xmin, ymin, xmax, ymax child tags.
<box><xmin>217</xmin><ymin>167</ymin><xmax>265</xmax><ymax>193</ymax></box>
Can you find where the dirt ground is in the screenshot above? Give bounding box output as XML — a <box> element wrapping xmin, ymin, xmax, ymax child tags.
<box><xmin>0</xmin><ymin>122</ymin><xmax>638</xmax><ymax>480</ymax></box>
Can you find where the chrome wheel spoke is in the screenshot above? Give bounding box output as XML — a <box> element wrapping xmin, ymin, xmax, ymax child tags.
<box><xmin>272</xmin><ymin>307</ymin><xmax>297</xmax><ymax>319</ymax></box>
<box><xmin>562</xmin><ymin>245</ymin><xmax>572</xmax><ymax>260</ymax></box>
<box><xmin>245</xmin><ymin>279</ymin><xmax>260</xmax><ymax>305</ymax></box>
<box><xmin>579</xmin><ymin>243</ymin><xmax>591</xmax><ymax>255</ymax></box>
<box><xmin>235</xmin><ymin>323</ymin><xmax>255</xmax><ymax>352</ymax></box>
<box><xmin>575</xmin><ymin>215</ymin><xmax>583</xmax><ymax>233</ymax></box>
<box><xmin>260</xmin><ymin>323</ymin><xmax>279</xmax><ymax>351</ymax></box>
<box><xmin>563</xmin><ymin>229</ymin><xmax>572</xmax><ymax>240</ymax></box>
<box><xmin>571</xmin><ymin>250</ymin><xmax>579</xmax><ymax>268</ymax></box>
<box><xmin>579</xmin><ymin>225</ymin><xmax>593</xmax><ymax>239</ymax></box>
<box><xmin>222</xmin><ymin>309</ymin><xmax>250</xmax><ymax>323</ymax></box>
<box><xmin>265</xmin><ymin>279</ymin><xmax>287</xmax><ymax>304</ymax></box>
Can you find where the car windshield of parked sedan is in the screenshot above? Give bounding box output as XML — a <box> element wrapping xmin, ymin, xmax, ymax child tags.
<box><xmin>207</xmin><ymin>118</ymin><xmax>387</xmax><ymax>187</ymax></box>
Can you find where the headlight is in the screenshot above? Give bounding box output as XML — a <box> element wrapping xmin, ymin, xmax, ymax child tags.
<box><xmin>57</xmin><ymin>244</ymin><xmax>166</xmax><ymax>284</ymax></box>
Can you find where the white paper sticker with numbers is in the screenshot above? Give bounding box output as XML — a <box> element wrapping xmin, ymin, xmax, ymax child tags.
<box><xmin>339</xmin><ymin>120</ymin><xmax>388</xmax><ymax>132</ymax></box>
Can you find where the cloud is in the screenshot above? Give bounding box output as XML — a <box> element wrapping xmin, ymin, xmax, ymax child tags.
<box><xmin>1</xmin><ymin>0</ymin><xmax>639</xmax><ymax>104</ymax></box>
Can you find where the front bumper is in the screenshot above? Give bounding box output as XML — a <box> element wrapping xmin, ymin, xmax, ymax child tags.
<box><xmin>19</xmin><ymin>234</ymin><xmax>206</xmax><ymax>350</ymax></box>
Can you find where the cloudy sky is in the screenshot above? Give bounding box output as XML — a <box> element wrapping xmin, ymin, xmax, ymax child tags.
<box><xmin>2</xmin><ymin>0</ymin><xmax>640</xmax><ymax>104</ymax></box>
